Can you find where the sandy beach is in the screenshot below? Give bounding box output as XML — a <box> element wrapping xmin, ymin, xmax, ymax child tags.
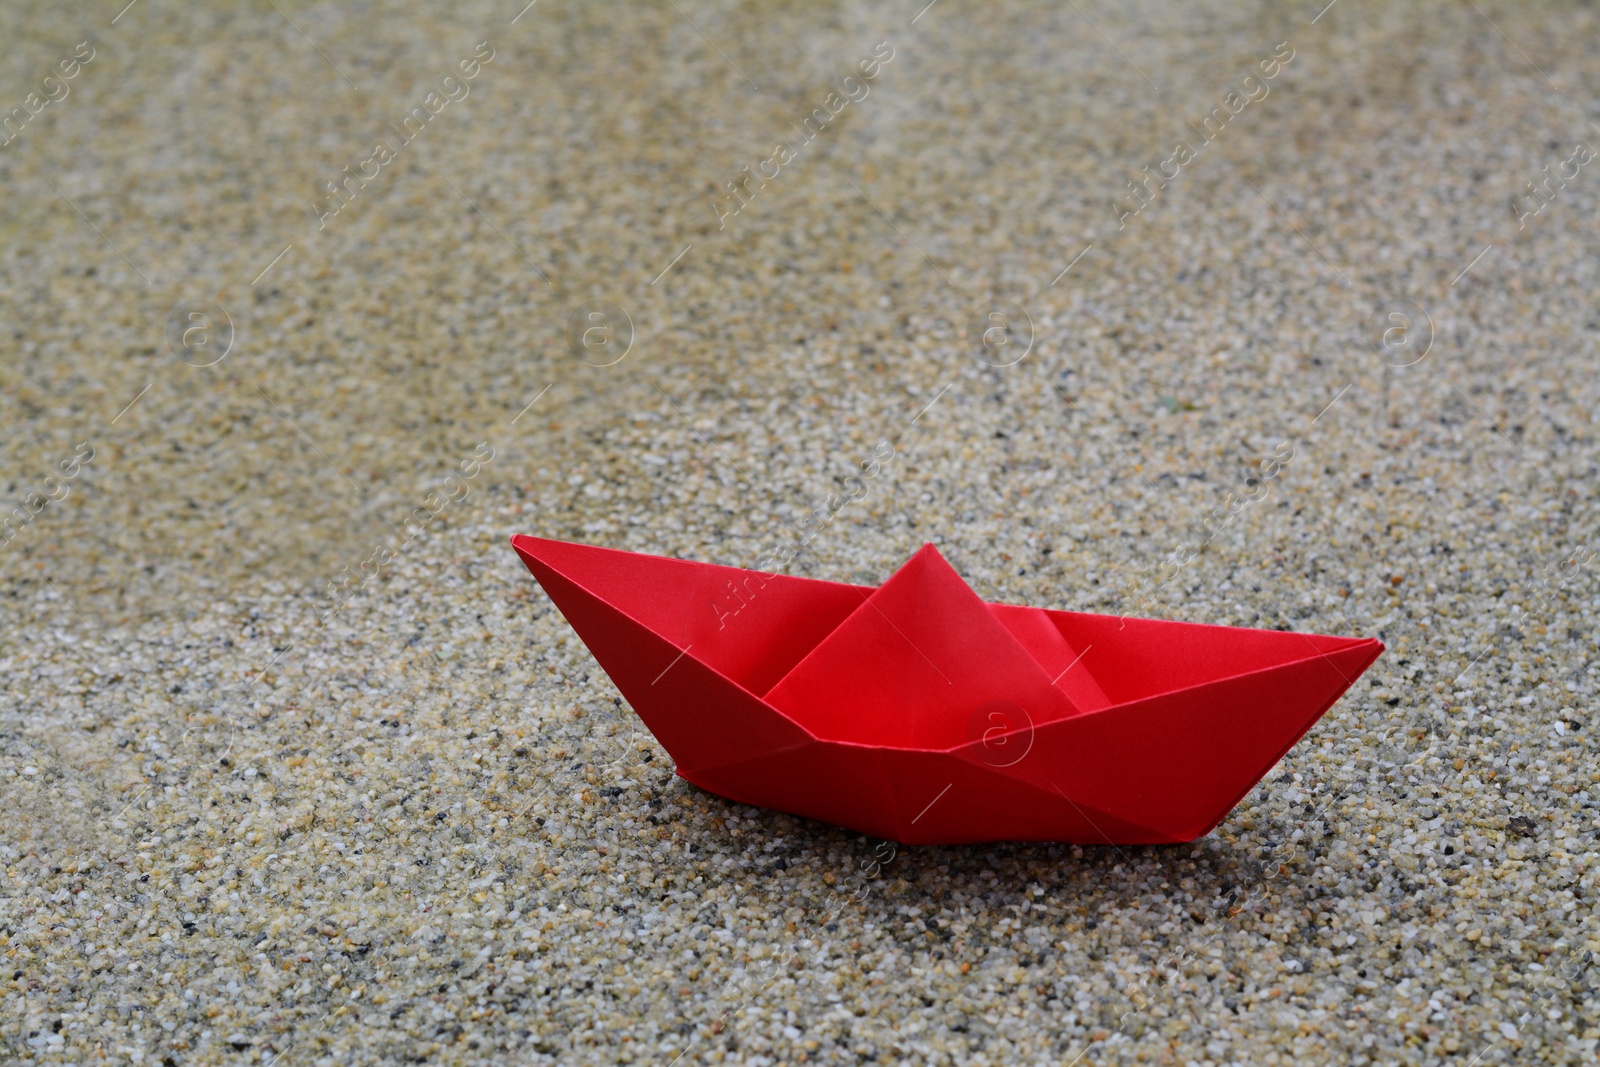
<box><xmin>2</xmin><ymin>1</ymin><xmax>1597</xmax><ymax>1062</ymax></box>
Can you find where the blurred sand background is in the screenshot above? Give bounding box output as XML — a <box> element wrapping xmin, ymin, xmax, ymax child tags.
<box><xmin>2</xmin><ymin>1</ymin><xmax>1597</xmax><ymax>1063</ymax></box>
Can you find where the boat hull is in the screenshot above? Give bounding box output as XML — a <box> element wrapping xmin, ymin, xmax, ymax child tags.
<box><xmin>511</xmin><ymin>535</ymin><xmax>1383</xmax><ymax>845</ymax></box>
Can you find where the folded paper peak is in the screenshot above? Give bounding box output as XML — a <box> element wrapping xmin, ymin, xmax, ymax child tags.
<box><xmin>511</xmin><ymin>535</ymin><xmax>1383</xmax><ymax>846</ymax></box>
<box><xmin>763</xmin><ymin>544</ymin><xmax>1110</xmax><ymax>749</ymax></box>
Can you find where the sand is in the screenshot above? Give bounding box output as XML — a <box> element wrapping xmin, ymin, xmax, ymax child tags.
<box><xmin>2</xmin><ymin>0</ymin><xmax>1597</xmax><ymax>1062</ymax></box>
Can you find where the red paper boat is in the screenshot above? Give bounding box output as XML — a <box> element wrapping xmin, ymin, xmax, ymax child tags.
<box><xmin>510</xmin><ymin>535</ymin><xmax>1382</xmax><ymax>845</ymax></box>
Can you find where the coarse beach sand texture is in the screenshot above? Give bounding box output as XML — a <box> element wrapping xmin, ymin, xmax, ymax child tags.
<box><xmin>2</xmin><ymin>1</ymin><xmax>1597</xmax><ymax>1063</ymax></box>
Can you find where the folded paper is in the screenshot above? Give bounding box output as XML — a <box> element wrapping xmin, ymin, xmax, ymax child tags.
<box><xmin>511</xmin><ymin>535</ymin><xmax>1383</xmax><ymax>845</ymax></box>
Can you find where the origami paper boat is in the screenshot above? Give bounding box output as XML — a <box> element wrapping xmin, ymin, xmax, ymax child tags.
<box><xmin>510</xmin><ymin>535</ymin><xmax>1382</xmax><ymax>846</ymax></box>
